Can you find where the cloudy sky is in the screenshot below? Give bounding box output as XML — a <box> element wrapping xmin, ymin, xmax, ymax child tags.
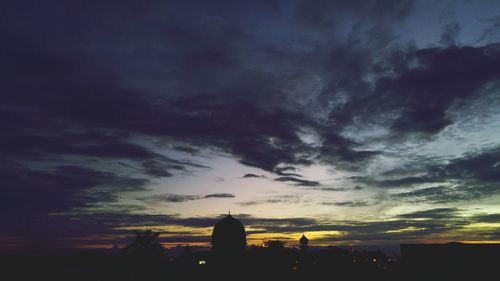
<box><xmin>2</xmin><ymin>0</ymin><xmax>500</xmax><ymax>251</ymax></box>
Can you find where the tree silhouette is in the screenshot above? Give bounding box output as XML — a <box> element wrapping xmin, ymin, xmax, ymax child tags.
<box><xmin>122</xmin><ymin>229</ymin><xmax>164</xmax><ymax>259</ymax></box>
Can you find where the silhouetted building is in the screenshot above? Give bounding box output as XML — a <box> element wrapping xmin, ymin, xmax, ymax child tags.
<box><xmin>211</xmin><ymin>213</ymin><xmax>246</xmax><ymax>254</ymax></box>
<box><xmin>299</xmin><ymin>234</ymin><xmax>309</xmax><ymax>251</ymax></box>
<box><xmin>401</xmin><ymin>242</ymin><xmax>500</xmax><ymax>278</ymax></box>
<box><xmin>264</xmin><ymin>240</ymin><xmax>285</xmax><ymax>251</ymax></box>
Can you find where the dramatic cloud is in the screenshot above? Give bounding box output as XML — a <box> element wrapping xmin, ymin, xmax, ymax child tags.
<box><xmin>390</xmin><ymin>147</ymin><xmax>500</xmax><ymax>203</ymax></box>
<box><xmin>1</xmin><ymin>163</ymin><xmax>149</xmax><ymax>215</ymax></box>
<box><xmin>328</xmin><ymin>200</ymin><xmax>372</xmax><ymax>207</ymax></box>
<box><xmin>1</xmin><ymin>0</ymin><xmax>500</xmax><ymax>249</ymax></box>
<box><xmin>204</xmin><ymin>193</ymin><xmax>235</xmax><ymax>198</ymax></box>
<box><xmin>0</xmin><ymin>162</ymin><xmax>149</xmax><ymax>240</ymax></box>
<box><xmin>378</xmin><ymin>44</ymin><xmax>500</xmax><ymax>135</ymax></box>
<box><xmin>439</xmin><ymin>146</ymin><xmax>500</xmax><ymax>182</ymax></box>
<box><xmin>238</xmin><ymin>195</ymin><xmax>301</xmax><ymax>207</ymax></box>
<box><xmin>275</xmin><ymin>176</ymin><xmax>321</xmax><ymax>187</ymax></box>
<box><xmin>398</xmin><ymin>208</ymin><xmax>459</xmax><ymax>220</ymax></box>
<box><xmin>242</xmin><ymin>174</ymin><xmax>265</xmax><ymax>178</ymax></box>
<box><xmin>141</xmin><ymin>193</ymin><xmax>235</xmax><ymax>203</ymax></box>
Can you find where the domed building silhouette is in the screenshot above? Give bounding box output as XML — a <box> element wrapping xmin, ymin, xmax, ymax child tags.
<box><xmin>211</xmin><ymin>212</ymin><xmax>247</xmax><ymax>254</ymax></box>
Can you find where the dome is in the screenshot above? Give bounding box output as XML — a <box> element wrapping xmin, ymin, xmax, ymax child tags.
<box><xmin>211</xmin><ymin>214</ymin><xmax>246</xmax><ymax>252</ymax></box>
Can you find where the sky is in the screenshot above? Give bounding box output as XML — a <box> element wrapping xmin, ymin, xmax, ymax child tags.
<box><xmin>2</xmin><ymin>0</ymin><xmax>500</xmax><ymax>251</ymax></box>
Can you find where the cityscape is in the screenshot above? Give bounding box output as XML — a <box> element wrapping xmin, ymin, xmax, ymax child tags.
<box><xmin>2</xmin><ymin>214</ymin><xmax>499</xmax><ymax>280</ymax></box>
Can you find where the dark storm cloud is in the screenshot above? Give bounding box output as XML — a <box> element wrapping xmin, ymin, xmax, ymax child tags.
<box><xmin>204</xmin><ymin>193</ymin><xmax>235</xmax><ymax>198</ymax></box>
<box><xmin>398</xmin><ymin>208</ymin><xmax>459</xmax><ymax>220</ymax></box>
<box><xmin>121</xmin><ymin>154</ymin><xmax>210</xmax><ymax>179</ymax></box>
<box><xmin>359</xmin><ymin>175</ymin><xmax>443</xmax><ymax>188</ymax></box>
<box><xmin>242</xmin><ymin>173</ymin><xmax>265</xmax><ymax>178</ymax></box>
<box><xmin>141</xmin><ymin>193</ymin><xmax>235</xmax><ymax>203</ymax></box>
<box><xmin>391</xmin><ymin>146</ymin><xmax>500</xmax><ymax>203</ymax></box>
<box><xmin>3</xmin><ymin>0</ymin><xmax>500</xmax><ymax>177</ymax></box>
<box><xmin>315</xmin><ymin>42</ymin><xmax>500</xmax><ymax>149</ymax></box>
<box><xmin>319</xmin><ymin>146</ymin><xmax>381</xmax><ymax>170</ymax></box>
<box><xmin>0</xmin><ymin>24</ymin><xmax>210</xmax><ymax>179</ymax></box>
<box><xmin>316</xmin><ymin>130</ymin><xmax>382</xmax><ymax>171</ymax></box>
<box><xmin>472</xmin><ymin>213</ymin><xmax>500</xmax><ymax>223</ymax></box>
<box><xmin>163</xmin><ymin>95</ymin><xmax>316</xmax><ymax>172</ymax></box>
<box><xmin>142</xmin><ymin>194</ymin><xmax>201</xmax><ymax>203</ymax></box>
<box><xmin>314</xmin><ymin>187</ymin><xmax>350</xmax><ymax>192</ymax></box>
<box><xmin>275</xmin><ymin>176</ymin><xmax>321</xmax><ymax>187</ymax></box>
<box><xmin>375</xmin><ymin>43</ymin><xmax>500</xmax><ymax>135</ymax></box>
<box><xmin>0</xmin><ymin>0</ymin><xmax>413</xmax><ymax>177</ymax></box>
<box><xmin>0</xmin><ymin>162</ymin><xmax>149</xmax><ymax>237</ymax></box>
<box><xmin>1</xmin><ymin>28</ymin><xmax>317</xmax><ymax>172</ymax></box>
<box><xmin>394</xmin><ymin>185</ymin><xmax>454</xmax><ymax>201</ymax></box>
<box><xmin>173</xmin><ymin>146</ymin><xmax>200</xmax><ymax>155</ymax></box>
<box><xmin>314</xmin><ymin>185</ymin><xmax>365</xmax><ymax>192</ymax></box>
<box><xmin>140</xmin><ymin>158</ymin><xmax>209</xmax><ymax>178</ymax></box>
<box><xmin>0</xmin><ymin>127</ymin><xmax>158</xmax><ymax>161</ymax></box>
<box><xmin>480</xmin><ymin>231</ymin><xmax>500</xmax><ymax>240</ymax></box>
<box><xmin>438</xmin><ymin>146</ymin><xmax>500</xmax><ymax>182</ymax></box>
<box><xmin>326</xmin><ymin>200</ymin><xmax>372</xmax><ymax>207</ymax></box>
<box><xmin>380</xmin><ymin>176</ymin><xmax>442</xmax><ymax>187</ymax></box>
<box><xmin>140</xmin><ymin>161</ymin><xmax>177</xmax><ymax>177</ymax></box>
<box><xmin>394</xmin><ymin>184</ymin><xmax>499</xmax><ymax>204</ymax></box>
<box><xmin>274</xmin><ymin>166</ymin><xmax>302</xmax><ymax>177</ymax></box>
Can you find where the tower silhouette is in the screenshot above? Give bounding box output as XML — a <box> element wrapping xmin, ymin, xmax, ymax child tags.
<box><xmin>300</xmin><ymin>234</ymin><xmax>309</xmax><ymax>251</ymax></box>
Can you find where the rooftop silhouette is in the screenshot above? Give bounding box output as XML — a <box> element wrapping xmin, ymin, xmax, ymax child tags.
<box><xmin>2</xmin><ymin>217</ymin><xmax>500</xmax><ymax>280</ymax></box>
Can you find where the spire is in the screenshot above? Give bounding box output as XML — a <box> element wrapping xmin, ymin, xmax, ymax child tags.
<box><xmin>300</xmin><ymin>233</ymin><xmax>309</xmax><ymax>249</ymax></box>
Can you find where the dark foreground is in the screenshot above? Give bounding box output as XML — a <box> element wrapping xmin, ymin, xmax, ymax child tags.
<box><xmin>2</xmin><ymin>243</ymin><xmax>499</xmax><ymax>281</ymax></box>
